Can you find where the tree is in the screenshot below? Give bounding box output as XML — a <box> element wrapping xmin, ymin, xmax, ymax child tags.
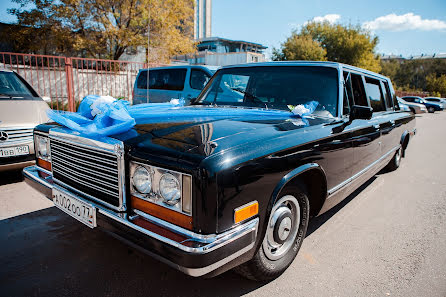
<box><xmin>272</xmin><ymin>35</ymin><xmax>326</xmax><ymax>61</ymax></box>
<box><xmin>274</xmin><ymin>21</ymin><xmax>381</xmax><ymax>72</ymax></box>
<box><xmin>3</xmin><ymin>0</ymin><xmax>73</xmax><ymax>55</ymax></box>
<box><xmin>426</xmin><ymin>73</ymin><xmax>446</xmax><ymax>97</ymax></box>
<box><xmin>380</xmin><ymin>59</ymin><xmax>446</xmax><ymax>94</ymax></box>
<box><xmin>7</xmin><ymin>0</ymin><xmax>196</xmax><ymax>62</ymax></box>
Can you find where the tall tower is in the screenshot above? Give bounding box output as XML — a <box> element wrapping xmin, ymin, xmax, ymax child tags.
<box><xmin>194</xmin><ymin>0</ymin><xmax>212</xmax><ymax>40</ymax></box>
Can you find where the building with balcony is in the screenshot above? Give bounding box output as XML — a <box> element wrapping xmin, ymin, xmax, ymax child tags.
<box><xmin>174</xmin><ymin>37</ymin><xmax>268</xmax><ymax>66</ymax></box>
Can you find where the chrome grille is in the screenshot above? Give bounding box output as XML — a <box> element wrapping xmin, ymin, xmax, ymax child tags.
<box><xmin>0</xmin><ymin>127</ymin><xmax>33</xmax><ymax>145</ymax></box>
<box><xmin>49</xmin><ymin>133</ymin><xmax>125</xmax><ymax>210</ymax></box>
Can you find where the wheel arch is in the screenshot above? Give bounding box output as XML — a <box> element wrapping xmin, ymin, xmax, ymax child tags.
<box><xmin>400</xmin><ymin>131</ymin><xmax>410</xmax><ymax>157</ymax></box>
<box><xmin>270</xmin><ymin>163</ymin><xmax>328</xmax><ymax>218</ymax></box>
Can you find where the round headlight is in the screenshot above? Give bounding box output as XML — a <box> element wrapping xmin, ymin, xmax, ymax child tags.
<box><xmin>38</xmin><ymin>137</ymin><xmax>48</xmax><ymax>157</ymax></box>
<box><xmin>132</xmin><ymin>166</ymin><xmax>152</xmax><ymax>194</ymax></box>
<box><xmin>159</xmin><ymin>173</ymin><xmax>181</xmax><ymax>206</ymax></box>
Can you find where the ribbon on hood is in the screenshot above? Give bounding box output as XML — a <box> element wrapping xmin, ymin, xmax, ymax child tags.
<box><xmin>47</xmin><ymin>95</ymin><xmax>319</xmax><ymax>137</ymax></box>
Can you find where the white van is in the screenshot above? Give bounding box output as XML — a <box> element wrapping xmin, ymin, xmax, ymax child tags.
<box><xmin>133</xmin><ymin>65</ymin><xmax>218</xmax><ymax>105</ymax></box>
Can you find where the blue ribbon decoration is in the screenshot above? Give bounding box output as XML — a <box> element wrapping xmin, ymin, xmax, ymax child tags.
<box><xmin>47</xmin><ymin>95</ymin><xmax>319</xmax><ymax>137</ymax></box>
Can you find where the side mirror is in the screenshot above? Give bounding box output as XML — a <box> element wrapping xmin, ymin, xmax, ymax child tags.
<box><xmin>350</xmin><ymin>105</ymin><xmax>373</xmax><ymax>120</ymax></box>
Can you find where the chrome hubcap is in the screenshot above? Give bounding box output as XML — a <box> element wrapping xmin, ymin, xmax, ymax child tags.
<box><xmin>263</xmin><ymin>195</ymin><xmax>300</xmax><ymax>261</ymax></box>
<box><xmin>278</xmin><ymin>217</ymin><xmax>292</xmax><ymax>241</ymax></box>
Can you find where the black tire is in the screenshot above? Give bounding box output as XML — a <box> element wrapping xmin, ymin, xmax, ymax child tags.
<box><xmin>386</xmin><ymin>147</ymin><xmax>402</xmax><ymax>171</ymax></box>
<box><xmin>428</xmin><ymin>106</ymin><xmax>435</xmax><ymax>113</ymax></box>
<box><xmin>409</xmin><ymin>107</ymin><xmax>415</xmax><ymax>114</ymax></box>
<box><xmin>234</xmin><ymin>186</ymin><xmax>310</xmax><ymax>281</ymax></box>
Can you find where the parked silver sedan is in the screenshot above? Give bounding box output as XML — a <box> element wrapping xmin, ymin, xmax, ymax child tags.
<box><xmin>397</xmin><ymin>97</ymin><xmax>427</xmax><ymax>114</ymax></box>
<box><xmin>0</xmin><ymin>69</ymin><xmax>49</xmax><ymax>171</ymax></box>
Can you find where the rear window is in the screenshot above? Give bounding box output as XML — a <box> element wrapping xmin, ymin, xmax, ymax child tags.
<box><xmin>0</xmin><ymin>71</ymin><xmax>37</xmax><ymax>100</ymax></box>
<box><xmin>137</xmin><ymin>68</ymin><xmax>187</xmax><ymax>91</ymax></box>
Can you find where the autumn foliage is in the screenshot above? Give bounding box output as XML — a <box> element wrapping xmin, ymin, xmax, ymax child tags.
<box><xmin>273</xmin><ymin>21</ymin><xmax>381</xmax><ymax>73</ymax></box>
<box><xmin>6</xmin><ymin>0</ymin><xmax>196</xmax><ymax>62</ymax></box>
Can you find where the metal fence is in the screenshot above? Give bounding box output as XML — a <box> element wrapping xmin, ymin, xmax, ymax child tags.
<box><xmin>0</xmin><ymin>52</ymin><xmax>168</xmax><ymax>111</ymax></box>
<box><xmin>396</xmin><ymin>90</ymin><xmax>431</xmax><ymax>98</ymax></box>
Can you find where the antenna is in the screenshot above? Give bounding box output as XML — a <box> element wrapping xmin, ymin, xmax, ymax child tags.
<box><xmin>146</xmin><ymin>4</ymin><xmax>150</xmax><ymax>103</ymax></box>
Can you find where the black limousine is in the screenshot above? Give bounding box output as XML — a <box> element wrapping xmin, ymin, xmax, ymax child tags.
<box><xmin>24</xmin><ymin>62</ymin><xmax>416</xmax><ymax>281</ymax></box>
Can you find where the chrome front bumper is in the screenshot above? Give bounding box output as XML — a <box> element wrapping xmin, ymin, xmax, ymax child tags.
<box><xmin>23</xmin><ymin>165</ymin><xmax>259</xmax><ymax>277</ymax></box>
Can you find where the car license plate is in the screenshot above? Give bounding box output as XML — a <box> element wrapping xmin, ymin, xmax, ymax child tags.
<box><xmin>0</xmin><ymin>145</ymin><xmax>29</xmax><ymax>158</ymax></box>
<box><xmin>53</xmin><ymin>188</ymin><xmax>97</xmax><ymax>228</ymax></box>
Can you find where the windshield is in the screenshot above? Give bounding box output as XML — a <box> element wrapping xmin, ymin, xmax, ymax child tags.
<box><xmin>0</xmin><ymin>71</ymin><xmax>38</xmax><ymax>100</ymax></box>
<box><xmin>194</xmin><ymin>66</ymin><xmax>339</xmax><ymax>117</ymax></box>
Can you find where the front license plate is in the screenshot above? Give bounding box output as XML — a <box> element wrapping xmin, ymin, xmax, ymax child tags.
<box><xmin>0</xmin><ymin>145</ymin><xmax>29</xmax><ymax>158</ymax></box>
<box><xmin>53</xmin><ymin>188</ymin><xmax>97</xmax><ymax>228</ymax></box>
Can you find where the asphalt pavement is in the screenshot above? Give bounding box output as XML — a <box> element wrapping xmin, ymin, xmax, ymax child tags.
<box><xmin>1</xmin><ymin>111</ymin><xmax>445</xmax><ymax>297</ymax></box>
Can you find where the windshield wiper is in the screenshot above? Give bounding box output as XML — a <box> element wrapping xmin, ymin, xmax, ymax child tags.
<box><xmin>230</xmin><ymin>88</ymin><xmax>268</xmax><ymax>109</ymax></box>
<box><xmin>0</xmin><ymin>94</ymin><xmax>24</xmax><ymax>99</ymax></box>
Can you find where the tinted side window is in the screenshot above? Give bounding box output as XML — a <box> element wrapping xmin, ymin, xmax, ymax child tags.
<box><xmin>343</xmin><ymin>72</ymin><xmax>353</xmax><ymax>115</ymax></box>
<box><xmin>136</xmin><ymin>70</ymin><xmax>147</xmax><ymax>89</ymax></box>
<box><xmin>381</xmin><ymin>81</ymin><xmax>393</xmax><ymax>110</ymax></box>
<box><xmin>190</xmin><ymin>69</ymin><xmax>211</xmax><ymax>90</ymax></box>
<box><xmin>151</xmin><ymin>69</ymin><xmax>187</xmax><ymax>91</ymax></box>
<box><xmin>137</xmin><ymin>69</ymin><xmax>187</xmax><ymax>90</ymax></box>
<box><xmin>351</xmin><ymin>74</ymin><xmax>368</xmax><ymax>106</ymax></box>
<box><xmin>364</xmin><ymin>77</ymin><xmax>385</xmax><ymax>112</ymax></box>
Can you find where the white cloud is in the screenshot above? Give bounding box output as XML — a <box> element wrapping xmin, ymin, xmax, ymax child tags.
<box><xmin>363</xmin><ymin>13</ymin><xmax>446</xmax><ymax>32</ymax></box>
<box><xmin>305</xmin><ymin>14</ymin><xmax>341</xmax><ymax>25</ymax></box>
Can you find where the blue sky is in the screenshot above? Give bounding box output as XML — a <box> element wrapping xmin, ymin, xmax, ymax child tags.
<box><xmin>212</xmin><ymin>0</ymin><xmax>446</xmax><ymax>58</ymax></box>
<box><xmin>1</xmin><ymin>0</ymin><xmax>445</xmax><ymax>58</ymax></box>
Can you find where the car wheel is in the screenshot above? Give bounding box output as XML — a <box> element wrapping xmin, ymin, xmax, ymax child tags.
<box><xmin>428</xmin><ymin>106</ymin><xmax>435</xmax><ymax>113</ymax></box>
<box><xmin>409</xmin><ymin>107</ymin><xmax>415</xmax><ymax>114</ymax></box>
<box><xmin>234</xmin><ymin>186</ymin><xmax>309</xmax><ymax>281</ymax></box>
<box><xmin>386</xmin><ymin>147</ymin><xmax>402</xmax><ymax>171</ymax></box>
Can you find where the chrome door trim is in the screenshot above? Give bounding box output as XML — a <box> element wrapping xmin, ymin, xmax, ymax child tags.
<box><xmin>327</xmin><ymin>144</ymin><xmax>400</xmax><ymax>197</ymax></box>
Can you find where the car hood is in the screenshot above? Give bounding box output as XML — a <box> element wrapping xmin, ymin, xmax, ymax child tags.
<box><xmin>0</xmin><ymin>100</ymin><xmax>49</xmax><ymax>128</ymax></box>
<box><xmin>113</xmin><ymin>109</ymin><xmax>334</xmax><ymax>165</ymax></box>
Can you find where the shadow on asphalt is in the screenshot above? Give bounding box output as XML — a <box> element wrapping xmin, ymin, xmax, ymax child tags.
<box><xmin>306</xmin><ymin>176</ymin><xmax>378</xmax><ymax>237</ymax></box>
<box><xmin>0</xmin><ymin>169</ymin><xmax>24</xmax><ymax>186</ymax></box>
<box><xmin>0</xmin><ymin>174</ymin><xmax>382</xmax><ymax>297</ymax></box>
<box><xmin>0</xmin><ymin>207</ymin><xmax>264</xmax><ymax>297</ymax></box>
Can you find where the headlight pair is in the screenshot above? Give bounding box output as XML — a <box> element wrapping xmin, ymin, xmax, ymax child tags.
<box><xmin>130</xmin><ymin>162</ymin><xmax>192</xmax><ymax>215</ymax></box>
<box><xmin>34</xmin><ymin>134</ymin><xmax>51</xmax><ymax>161</ymax></box>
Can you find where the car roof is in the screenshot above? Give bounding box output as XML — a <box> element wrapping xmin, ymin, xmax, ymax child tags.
<box><xmin>139</xmin><ymin>65</ymin><xmax>219</xmax><ymax>72</ymax></box>
<box><xmin>219</xmin><ymin>61</ymin><xmax>389</xmax><ymax>81</ymax></box>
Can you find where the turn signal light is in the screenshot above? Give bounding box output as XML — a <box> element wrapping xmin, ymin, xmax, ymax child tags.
<box><xmin>37</xmin><ymin>158</ymin><xmax>52</xmax><ymax>171</ymax></box>
<box><xmin>131</xmin><ymin>196</ymin><xmax>193</xmax><ymax>230</ymax></box>
<box><xmin>234</xmin><ymin>201</ymin><xmax>259</xmax><ymax>224</ymax></box>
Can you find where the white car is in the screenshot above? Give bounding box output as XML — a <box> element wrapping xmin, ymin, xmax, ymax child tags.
<box><xmin>397</xmin><ymin>97</ymin><xmax>427</xmax><ymax>114</ymax></box>
<box><xmin>0</xmin><ymin>69</ymin><xmax>49</xmax><ymax>171</ymax></box>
